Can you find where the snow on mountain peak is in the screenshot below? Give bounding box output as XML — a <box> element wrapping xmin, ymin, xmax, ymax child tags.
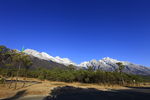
<box><xmin>23</xmin><ymin>49</ymin><xmax>76</xmax><ymax>66</ymax></box>
<box><xmin>22</xmin><ymin>49</ymin><xmax>150</xmax><ymax>75</ymax></box>
<box><xmin>79</xmin><ymin>57</ymin><xmax>120</xmax><ymax>67</ymax></box>
<box><xmin>23</xmin><ymin>49</ymin><xmax>121</xmax><ymax>67</ymax></box>
<box><xmin>100</xmin><ymin>57</ymin><xmax>119</xmax><ymax>63</ymax></box>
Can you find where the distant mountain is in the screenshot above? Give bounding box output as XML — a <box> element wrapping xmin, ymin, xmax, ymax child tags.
<box><xmin>24</xmin><ymin>49</ymin><xmax>76</xmax><ymax>66</ymax></box>
<box><xmin>27</xmin><ymin>55</ymin><xmax>67</xmax><ymax>69</ymax></box>
<box><xmin>23</xmin><ymin>49</ymin><xmax>150</xmax><ymax>75</ymax></box>
<box><xmin>79</xmin><ymin>57</ymin><xmax>150</xmax><ymax>75</ymax></box>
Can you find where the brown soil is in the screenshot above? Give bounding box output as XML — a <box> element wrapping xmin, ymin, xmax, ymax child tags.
<box><xmin>0</xmin><ymin>77</ymin><xmax>149</xmax><ymax>99</ymax></box>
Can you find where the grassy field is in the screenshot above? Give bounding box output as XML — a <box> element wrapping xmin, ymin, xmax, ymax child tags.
<box><xmin>0</xmin><ymin>77</ymin><xmax>150</xmax><ymax>100</ymax></box>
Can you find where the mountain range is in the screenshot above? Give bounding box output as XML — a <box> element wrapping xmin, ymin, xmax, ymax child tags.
<box><xmin>23</xmin><ymin>49</ymin><xmax>150</xmax><ymax>75</ymax></box>
<box><xmin>24</xmin><ymin>49</ymin><xmax>76</xmax><ymax>66</ymax></box>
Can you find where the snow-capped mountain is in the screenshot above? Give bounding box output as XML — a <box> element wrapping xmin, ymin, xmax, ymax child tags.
<box><xmin>23</xmin><ymin>49</ymin><xmax>76</xmax><ymax>66</ymax></box>
<box><xmin>79</xmin><ymin>57</ymin><xmax>119</xmax><ymax>68</ymax></box>
<box><xmin>23</xmin><ymin>49</ymin><xmax>150</xmax><ymax>75</ymax></box>
<box><xmin>79</xmin><ymin>57</ymin><xmax>150</xmax><ymax>75</ymax></box>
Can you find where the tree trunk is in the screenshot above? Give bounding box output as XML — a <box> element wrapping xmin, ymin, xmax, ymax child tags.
<box><xmin>3</xmin><ymin>66</ymin><xmax>9</xmax><ymax>87</ymax></box>
<box><xmin>15</xmin><ymin>63</ymin><xmax>21</xmax><ymax>89</ymax></box>
<box><xmin>9</xmin><ymin>73</ymin><xmax>14</xmax><ymax>89</ymax></box>
<box><xmin>22</xmin><ymin>71</ymin><xmax>27</xmax><ymax>88</ymax></box>
<box><xmin>120</xmin><ymin>73</ymin><xmax>125</xmax><ymax>86</ymax></box>
<box><xmin>2</xmin><ymin>77</ymin><xmax>6</xmax><ymax>87</ymax></box>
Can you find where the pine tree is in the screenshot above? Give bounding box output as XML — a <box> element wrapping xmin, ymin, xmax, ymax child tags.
<box><xmin>116</xmin><ymin>62</ymin><xmax>125</xmax><ymax>85</ymax></box>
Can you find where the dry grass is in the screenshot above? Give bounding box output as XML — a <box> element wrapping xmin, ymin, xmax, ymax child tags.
<box><xmin>0</xmin><ymin>77</ymin><xmax>149</xmax><ymax>99</ymax></box>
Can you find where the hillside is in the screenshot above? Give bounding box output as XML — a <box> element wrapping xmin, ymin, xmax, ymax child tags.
<box><xmin>0</xmin><ymin>46</ymin><xmax>67</xmax><ymax>70</ymax></box>
<box><xmin>24</xmin><ymin>48</ymin><xmax>150</xmax><ymax>75</ymax></box>
<box><xmin>80</xmin><ymin>57</ymin><xmax>150</xmax><ymax>75</ymax></box>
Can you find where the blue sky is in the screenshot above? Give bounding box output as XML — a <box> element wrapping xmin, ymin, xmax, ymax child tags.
<box><xmin>0</xmin><ymin>0</ymin><xmax>150</xmax><ymax>66</ymax></box>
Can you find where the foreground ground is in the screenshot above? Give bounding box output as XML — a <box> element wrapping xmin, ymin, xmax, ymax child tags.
<box><xmin>0</xmin><ymin>78</ymin><xmax>150</xmax><ymax>100</ymax></box>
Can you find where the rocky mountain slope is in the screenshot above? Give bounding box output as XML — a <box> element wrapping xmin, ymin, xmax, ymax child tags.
<box><xmin>24</xmin><ymin>49</ymin><xmax>150</xmax><ymax>75</ymax></box>
<box><xmin>79</xmin><ymin>57</ymin><xmax>150</xmax><ymax>75</ymax></box>
<box><xmin>24</xmin><ymin>49</ymin><xmax>76</xmax><ymax>66</ymax></box>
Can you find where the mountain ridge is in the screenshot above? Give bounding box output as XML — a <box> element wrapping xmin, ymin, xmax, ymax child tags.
<box><xmin>22</xmin><ymin>49</ymin><xmax>150</xmax><ymax>75</ymax></box>
<box><xmin>23</xmin><ymin>49</ymin><xmax>149</xmax><ymax>67</ymax></box>
<box><xmin>24</xmin><ymin>49</ymin><xmax>76</xmax><ymax>66</ymax></box>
